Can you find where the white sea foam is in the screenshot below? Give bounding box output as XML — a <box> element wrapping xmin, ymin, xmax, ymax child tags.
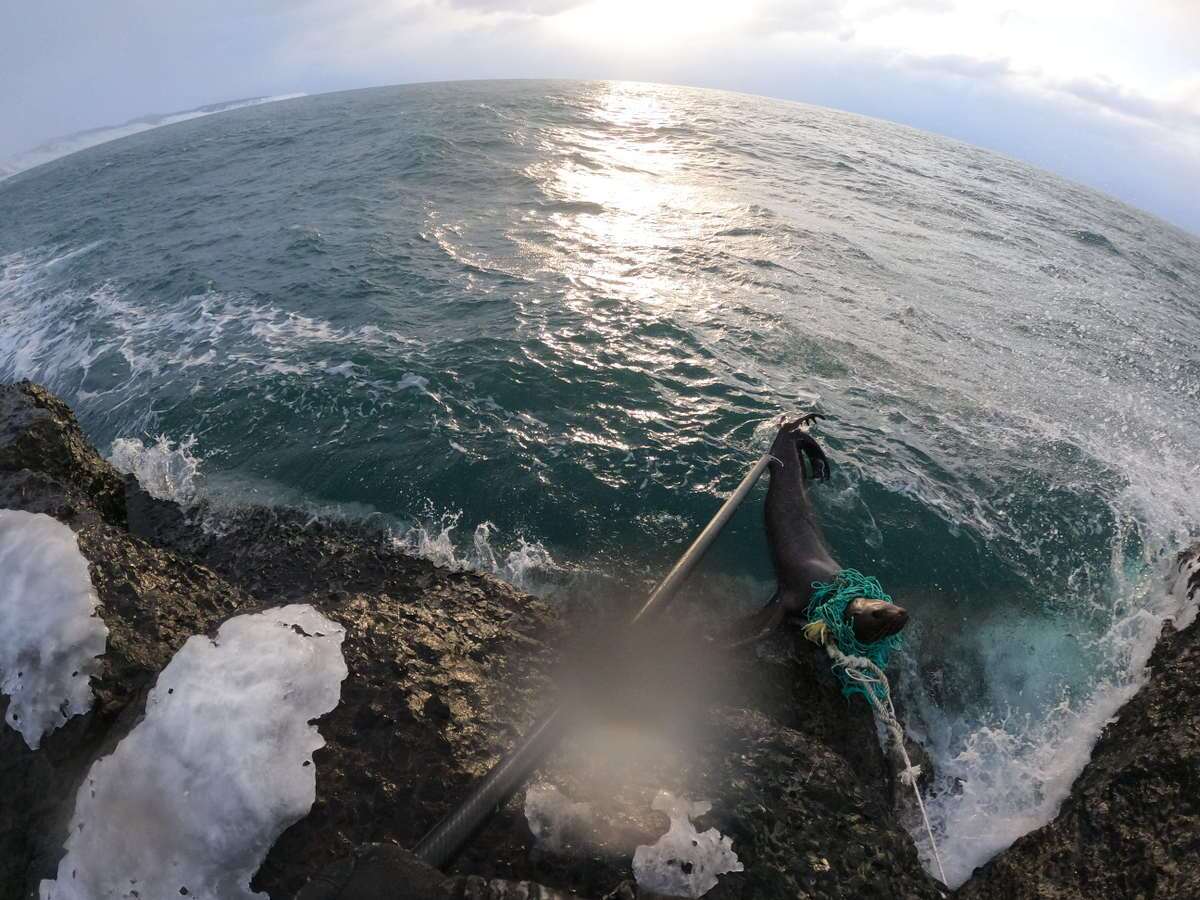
<box><xmin>91</xmin><ymin>419</ymin><xmax>565</xmax><ymax>599</ymax></box>
<box><xmin>0</xmin><ymin>247</ymin><xmax>422</xmax><ymax>421</ymax></box>
<box><xmin>0</xmin><ymin>94</ymin><xmax>306</xmax><ymax>180</ymax></box>
<box><xmin>0</xmin><ymin>510</ymin><xmax>108</xmax><ymax>750</ymax></box>
<box><xmin>109</xmin><ymin>434</ymin><xmax>203</xmax><ymax>506</ymax></box>
<box><xmin>39</xmin><ymin>604</ymin><xmax>346</xmax><ymax>900</ymax></box>
<box><xmin>906</xmin><ymin>542</ymin><xmax>1198</xmax><ymax>886</ymax></box>
<box><xmin>0</xmin><ymin>253</ymin><xmax>114</xmax><ymax>395</ymax></box>
<box><xmin>189</xmin><ymin>477</ymin><xmax>562</xmax><ymax>597</ymax></box>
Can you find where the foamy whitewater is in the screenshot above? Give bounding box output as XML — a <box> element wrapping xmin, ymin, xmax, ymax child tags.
<box><xmin>2</xmin><ymin>80</ymin><xmax>1198</xmax><ymax>884</ymax></box>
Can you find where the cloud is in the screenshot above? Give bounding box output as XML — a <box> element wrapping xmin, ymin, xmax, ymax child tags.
<box><xmin>870</xmin><ymin>0</ymin><xmax>956</xmax><ymax>16</ymax></box>
<box><xmin>748</xmin><ymin>0</ymin><xmax>850</xmax><ymax>36</ymax></box>
<box><xmin>886</xmin><ymin>48</ymin><xmax>1199</xmax><ymax>143</ymax></box>
<box><xmin>747</xmin><ymin>0</ymin><xmax>956</xmax><ymax>39</ymax></box>
<box><xmin>900</xmin><ymin>53</ymin><xmax>1012</xmax><ymax>80</ymax></box>
<box><xmin>1052</xmin><ymin>76</ymin><xmax>1200</xmax><ymax>134</ymax></box>
<box><xmin>447</xmin><ymin>0</ymin><xmax>583</xmax><ymax>13</ymax></box>
<box><xmin>1058</xmin><ymin>77</ymin><xmax>1161</xmax><ymax>121</ymax></box>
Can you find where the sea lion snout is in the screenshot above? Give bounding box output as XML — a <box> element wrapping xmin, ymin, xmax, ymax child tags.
<box><xmin>844</xmin><ymin>597</ymin><xmax>909</xmax><ymax>644</ymax></box>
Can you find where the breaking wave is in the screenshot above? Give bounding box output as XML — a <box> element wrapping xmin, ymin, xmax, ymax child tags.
<box><xmin>904</xmin><ymin>543</ymin><xmax>1195</xmax><ymax>885</ymax></box>
<box><xmin>109</xmin><ymin>435</ymin><xmax>203</xmax><ymax>507</ymax></box>
<box><xmin>0</xmin><ymin>246</ymin><xmax>426</xmax><ymax>437</ymax></box>
<box><xmin>100</xmin><ymin>424</ymin><xmax>562</xmax><ymax>595</ymax></box>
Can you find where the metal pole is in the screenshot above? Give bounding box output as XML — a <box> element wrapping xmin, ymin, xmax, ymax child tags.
<box><xmin>413</xmin><ymin>451</ymin><xmax>773</xmax><ymax>868</ymax></box>
<box><xmin>630</xmin><ymin>451</ymin><xmax>772</xmax><ymax>624</ymax></box>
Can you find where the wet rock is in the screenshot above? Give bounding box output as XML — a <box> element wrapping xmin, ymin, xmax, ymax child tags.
<box><xmin>252</xmin><ymin>580</ymin><xmax>562</xmax><ymax>896</ymax></box>
<box><xmin>0</xmin><ymin>382</ymin><xmax>126</xmax><ymax>527</ymax></box>
<box><xmin>957</xmin><ymin>542</ymin><xmax>1200</xmax><ymax>900</ymax></box>
<box><xmin>123</xmin><ymin>473</ymin><xmax>195</xmax><ymax>549</ymax></box>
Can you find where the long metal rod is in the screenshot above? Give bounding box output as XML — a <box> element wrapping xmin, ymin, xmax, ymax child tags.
<box><xmin>630</xmin><ymin>452</ymin><xmax>772</xmax><ymax>623</ymax></box>
<box><xmin>413</xmin><ymin>451</ymin><xmax>773</xmax><ymax>868</ymax></box>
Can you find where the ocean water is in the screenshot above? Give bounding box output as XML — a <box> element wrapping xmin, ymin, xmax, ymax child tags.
<box><xmin>1</xmin><ymin>80</ymin><xmax>1198</xmax><ymax>885</ymax></box>
<box><xmin>0</xmin><ymin>94</ymin><xmax>307</xmax><ymax>182</ymax></box>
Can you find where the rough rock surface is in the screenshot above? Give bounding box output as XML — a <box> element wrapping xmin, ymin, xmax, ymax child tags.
<box><xmin>957</xmin><ymin>543</ymin><xmax>1200</xmax><ymax>900</ymax></box>
<box><xmin>0</xmin><ymin>381</ymin><xmax>947</xmax><ymax>899</ymax></box>
<box><xmin>0</xmin><ymin>383</ymin><xmax>126</xmax><ymax>528</ymax></box>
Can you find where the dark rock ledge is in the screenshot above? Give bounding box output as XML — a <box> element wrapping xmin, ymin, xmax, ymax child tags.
<box><xmin>1</xmin><ymin>380</ymin><xmax>1195</xmax><ymax>899</ymax></box>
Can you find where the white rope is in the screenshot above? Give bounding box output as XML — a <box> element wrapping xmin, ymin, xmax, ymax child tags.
<box><xmin>823</xmin><ymin>642</ymin><xmax>948</xmax><ymax>885</ymax></box>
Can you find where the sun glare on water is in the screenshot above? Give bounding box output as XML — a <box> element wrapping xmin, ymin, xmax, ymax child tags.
<box><xmin>514</xmin><ymin>82</ymin><xmax>730</xmax><ymax>313</ymax></box>
<box><xmin>549</xmin><ymin>0</ymin><xmax>754</xmax><ymax>50</ymax></box>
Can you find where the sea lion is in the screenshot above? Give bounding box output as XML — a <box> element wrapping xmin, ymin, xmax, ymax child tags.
<box><xmin>723</xmin><ymin>416</ymin><xmax>908</xmax><ymax>646</ymax></box>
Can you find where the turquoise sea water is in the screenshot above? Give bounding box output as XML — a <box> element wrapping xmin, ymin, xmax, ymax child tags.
<box><xmin>2</xmin><ymin>80</ymin><xmax>1198</xmax><ymax>883</ymax></box>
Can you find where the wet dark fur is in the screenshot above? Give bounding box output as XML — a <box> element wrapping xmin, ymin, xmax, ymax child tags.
<box><xmin>723</xmin><ymin>418</ymin><xmax>908</xmax><ymax>647</ymax></box>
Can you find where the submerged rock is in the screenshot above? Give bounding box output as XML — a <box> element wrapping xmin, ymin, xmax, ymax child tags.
<box><xmin>957</xmin><ymin>542</ymin><xmax>1200</xmax><ymax>900</ymax></box>
<box><xmin>0</xmin><ymin>381</ymin><xmax>943</xmax><ymax>899</ymax></box>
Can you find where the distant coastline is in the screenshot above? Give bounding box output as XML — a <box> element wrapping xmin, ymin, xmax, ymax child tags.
<box><xmin>0</xmin><ymin>93</ymin><xmax>305</xmax><ymax>182</ymax></box>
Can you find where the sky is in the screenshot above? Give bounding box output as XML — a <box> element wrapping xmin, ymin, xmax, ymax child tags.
<box><xmin>2</xmin><ymin>0</ymin><xmax>1198</xmax><ymax>233</ymax></box>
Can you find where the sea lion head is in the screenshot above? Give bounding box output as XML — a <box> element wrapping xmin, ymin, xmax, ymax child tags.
<box><xmin>844</xmin><ymin>597</ymin><xmax>909</xmax><ymax>644</ymax></box>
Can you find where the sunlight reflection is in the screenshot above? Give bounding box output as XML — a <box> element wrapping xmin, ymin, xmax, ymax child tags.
<box><xmin>517</xmin><ymin>82</ymin><xmax>726</xmax><ymax>309</ymax></box>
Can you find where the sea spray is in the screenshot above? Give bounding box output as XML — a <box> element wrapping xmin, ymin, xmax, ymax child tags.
<box><xmin>391</xmin><ymin>509</ymin><xmax>561</xmax><ymax>593</ymax></box>
<box><xmin>108</xmin><ymin>427</ymin><xmax>567</xmax><ymax>595</ymax></box>
<box><xmin>110</xmin><ymin>434</ymin><xmax>203</xmax><ymax>506</ymax></box>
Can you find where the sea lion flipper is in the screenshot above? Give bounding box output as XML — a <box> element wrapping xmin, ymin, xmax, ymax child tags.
<box><xmin>798</xmin><ymin>432</ymin><xmax>831</xmax><ymax>481</ymax></box>
<box><xmin>712</xmin><ymin>590</ymin><xmax>796</xmax><ymax>649</ymax></box>
<box><xmin>773</xmin><ymin>415</ymin><xmax>831</xmax><ymax>481</ymax></box>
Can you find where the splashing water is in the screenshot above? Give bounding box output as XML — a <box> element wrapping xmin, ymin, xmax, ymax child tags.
<box><xmin>109</xmin><ymin>435</ymin><xmax>203</xmax><ymax>506</ymax></box>
<box><xmin>901</xmin><ymin>533</ymin><xmax>1196</xmax><ymax>884</ymax></box>
<box><xmin>391</xmin><ymin>509</ymin><xmax>561</xmax><ymax>593</ymax></box>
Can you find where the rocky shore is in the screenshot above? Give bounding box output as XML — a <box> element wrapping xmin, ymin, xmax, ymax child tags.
<box><xmin>0</xmin><ymin>380</ymin><xmax>1196</xmax><ymax>899</ymax></box>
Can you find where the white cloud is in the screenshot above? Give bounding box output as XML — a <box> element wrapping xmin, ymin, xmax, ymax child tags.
<box><xmin>1052</xmin><ymin>75</ymin><xmax>1200</xmax><ymax>133</ymax></box>
<box><xmin>899</xmin><ymin>52</ymin><xmax>1013</xmax><ymax>80</ymax></box>
<box><xmin>448</xmin><ymin>0</ymin><xmax>584</xmax><ymax>13</ymax></box>
<box><xmin>747</xmin><ymin>0</ymin><xmax>851</xmax><ymax>36</ymax></box>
